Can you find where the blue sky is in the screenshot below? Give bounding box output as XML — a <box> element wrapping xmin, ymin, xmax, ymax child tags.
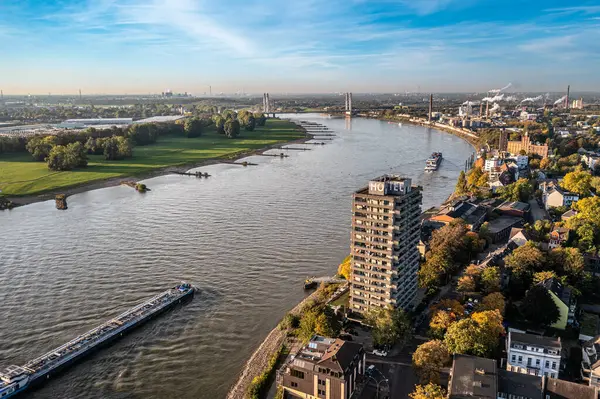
<box><xmin>1</xmin><ymin>0</ymin><xmax>599</xmax><ymax>94</ymax></box>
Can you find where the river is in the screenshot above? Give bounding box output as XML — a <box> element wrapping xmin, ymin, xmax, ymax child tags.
<box><xmin>0</xmin><ymin>115</ymin><xmax>473</xmax><ymax>398</ymax></box>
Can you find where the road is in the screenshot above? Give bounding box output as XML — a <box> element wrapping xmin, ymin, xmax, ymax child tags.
<box><xmin>529</xmin><ymin>199</ymin><xmax>548</xmax><ymax>222</ymax></box>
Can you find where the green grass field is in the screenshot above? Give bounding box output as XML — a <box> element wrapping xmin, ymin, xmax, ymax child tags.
<box><xmin>0</xmin><ymin>119</ymin><xmax>304</xmax><ymax>196</ymax></box>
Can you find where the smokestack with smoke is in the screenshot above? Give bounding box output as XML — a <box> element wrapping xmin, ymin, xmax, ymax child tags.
<box><xmin>482</xmin><ymin>94</ymin><xmax>505</xmax><ymax>102</ymax></box>
<box><xmin>488</xmin><ymin>83</ymin><xmax>512</xmax><ymax>94</ymax></box>
<box><xmin>490</xmin><ymin>103</ymin><xmax>501</xmax><ymax>113</ymax></box>
<box><xmin>521</xmin><ymin>95</ymin><xmax>543</xmax><ymax>103</ymax></box>
<box><xmin>566</xmin><ymin>85</ymin><xmax>570</xmax><ymax>110</ymax></box>
<box><xmin>554</xmin><ymin>95</ymin><xmax>567</xmax><ymax>105</ymax></box>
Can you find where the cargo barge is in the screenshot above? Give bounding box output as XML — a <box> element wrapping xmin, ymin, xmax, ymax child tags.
<box><xmin>0</xmin><ymin>282</ymin><xmax>195</xmax><ymax>398</ymax></box>
<box><xmin>425</xmin><ymin>152</ymin><xmax>443</xmax><ymax>172</ymax></box>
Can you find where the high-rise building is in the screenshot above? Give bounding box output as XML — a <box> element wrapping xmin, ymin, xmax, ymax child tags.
<box><xmin>349</xmin><ymin>175</ymin><xmax>422</xmax><ymax>313</ymax></box>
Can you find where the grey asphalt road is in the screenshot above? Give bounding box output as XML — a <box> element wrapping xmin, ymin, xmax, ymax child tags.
<box><xmin>529</xmin><ymin>199</ymin><xmax>548</xmax><ymax>222</ymax></box>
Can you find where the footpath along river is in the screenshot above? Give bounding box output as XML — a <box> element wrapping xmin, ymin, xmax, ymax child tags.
<box><xmin>0</xmin><ymin>114</ymin><xmax>473</xmax><ymax>398</ymax></box>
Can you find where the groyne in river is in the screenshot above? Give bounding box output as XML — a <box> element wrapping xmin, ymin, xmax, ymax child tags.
<box><xmin>0</xmin><ymin>114</ymin><xmax>474</xmax><ymax>398</ymax></box>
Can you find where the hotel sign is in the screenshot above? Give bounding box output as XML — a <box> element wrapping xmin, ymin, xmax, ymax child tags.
<box><xmin>368</xmin><ymin>179</ymin><xmax>411</xmax><ymax>196</ymax></box>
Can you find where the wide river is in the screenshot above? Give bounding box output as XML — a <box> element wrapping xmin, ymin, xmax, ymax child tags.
<box><xmin>0</xmin><ymin>115</ymin><xmax>473</xmax><ymax>398</ymax></box>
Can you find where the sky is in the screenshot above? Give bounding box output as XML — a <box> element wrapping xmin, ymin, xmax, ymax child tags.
<box><xmin>1</xmin><ymin>0</ymin><xmax>600</xmax><ymax>94</ymax></box>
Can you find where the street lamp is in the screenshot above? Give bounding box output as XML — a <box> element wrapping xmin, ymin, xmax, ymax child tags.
<box><xmin>366</xmin><ymin>375</ymin><xmax>389</xmax><ymax>399</ymax></box>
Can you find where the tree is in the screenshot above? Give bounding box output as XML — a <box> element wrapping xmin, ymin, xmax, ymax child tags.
<box><xmin>548</xmin><ymin>247</ymin><xmax>584</xmax><ymax>281</ymax></box>
<box><xmin>570</xmin><ymin>197</ymin><xmax>600</xmax><ymax>230</ymax></box>
<box><xmin>315</xmin><ymin>307</ymin><xmax>341</xmax><ymax>337</ymax></box>
<box><xmin>520</xmin><ymin>285</ymin><xmax>560</xmax><ymax>327</ymax></box>
<box><xmin>467</xmin><ymin>167</ymin><xmax>484</xmax><ymax>189</ymax></box>
<box><xmin>213</xmin><ymin>115</ymin><xmax>226</xmax><ymax>134</ymax></box>
<box><xmin>455</xmin><ymin>171</ymin><xmax>467</xmax><ymax>195</ymax></box>
<box><xmin>540</xmin><ymin>158</ymin><xmax>552</xmax><ymax>170</ymax></box>
<box><xmin>254</xmin><ymin>112</ymin><xmax>267</xmax><ymax>126</ymax></box>
<box><xmin>561</xmin><ymin>170</ymin><xmax>593</xmax><ymax>197</ymax></box>
<box><xmin>478</xmin><ymin>292</ymin><xmax>505</xmax><ymax>314</ymax></box>
<box><xmin>245</xmin><ymin>115</ymin><xmax>256</xmax><ymax>131</ymax></box>
<box><xmin>184</xmin><ymin>118</ymin><xmax>203</xmax><ymax>138</ymax></box>
<box><xmin>533</xmin><ymin>271</ymin><xmax>557</xmax><ymax>284</ymax></box>
<box><xmin>504</xmin><ymin>243</ymin><xmax>544</xmax><ymax>279</ymax></box>
<box><xmin>458</xmin><ymin>275</ymin><xmax>476</xmax><ymax>292</ymax></box>
<box><xmin>418</xmin><ymin>251</ymin><xmax>451</xmax><ymax>290</ymax></box>
<box><xmin>298</xmin><ymin>308</ymin><xmax>320</xmax><ymax>341</ymax></box>
<box><xmin>481</xmin><ymin>267</ymin><xmax>501</xmax><ymax>293</ymax></box>
<box><xmin>429</xmin><ymin>310</ymin><xmax>456</xmax><ymax>338</ymax></box>
<box><xmin>101</xmin><ymin>136</ymin><xmax>133</xmax><ymax>160</ymax></box>
<box><xmin>26</xmin><ymin>135</ymin><xmax>56</xmax><ymax>161</ymax></box>
<box><xmin>498</xmin><ymin>178</ymin><xmax>533</xmax><ymax>202</ymax></box>
<box><xmin>46</xmin><ymin>142</ymin><xmax>88</xmax><ymax>171</ymax></box>
<box><xmin>444</xmin><ymin>310</ymin><xmax>504</xmax><ymax>357</ymax></box>
<box><xmin>224</xmin><ymin>119</ymin><xmax>241</xmax><ymax>138</ymax></box>
<box><xmin>337</xmin><ymin>255</ymin><xmax>351</xmax><ymax>280</ymax></box>
<box><xmin>279</xmin><ymin>313</ymin><xmax>300</xmax><ymax>330</ymax></box>
<box><xmin>432</xmin><ymin>299</ymin><xmax>465</xmax><ymax>316</ymax></box>
<box><xmin>412</xmin><ymin>340</ymin><xmax>450</xmax><ymax>384</ymax></box>
<box><xmin>365</xmin><ymin>306</ymin><xmax>411</xmax><ymax>348</ymax></box>
<box><xmin>409</xmin><ymin>383</ymin><xmax>446</xmax><ymax>399</ymax></box>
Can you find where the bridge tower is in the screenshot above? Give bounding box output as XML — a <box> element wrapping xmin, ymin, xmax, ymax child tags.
<box><xmin>345</xmin><ymin>92</ymin><xmax>353</xmax><ymax>117</ymax></box>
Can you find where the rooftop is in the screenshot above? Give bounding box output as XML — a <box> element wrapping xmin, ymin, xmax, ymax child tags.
<box><xmin>510</xmin><ymin>331</ymin><xmax>561</xmax><ymax>350</ymax></box>
<box><xmin>496</xmin><ymin>200</ymin><xmax>530</xmax><ymax>212</ymax></box>
<box><xmin>497</xmin><ymin>369</ymin><xmax>542</xmax><ymax>399</ymax></box>
<box><xmin>544</xmin><ymin>378</ymin><xmax>598</xmax><ymax>399</ymax></box>
<box><xmin>538</xmin><ymin>278</ymin><xmax>573</xmax><ymax>306</ymax></box>
<box><xmin>290</xmin><ymin>335</ymin><xmax>363</xmax><ymax>374</ymax></box>
<box><xmin>449</xmin><ymin>354</ymin><xmax>497</xmax><ymax>398</ymax></box>
<box><xmin>487</xmin><ymin>216</ymin><xmax>523</xmax><ymax>234</ymax></box>
<box><xmin>133</xmin><ymin>115</ymin><xmax>186</xmax><ymax>124</ymax></box>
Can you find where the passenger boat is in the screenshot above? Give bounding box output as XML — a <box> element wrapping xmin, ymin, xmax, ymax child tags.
<box><xmin>425</xmin><ymin>152</ymin><xmax>443</xmax><ymax>172</ymax></box>
<box><xmin>0</xmin><ymin>283</ymin><xmax>195</xmax><ymax>398</ymax></box>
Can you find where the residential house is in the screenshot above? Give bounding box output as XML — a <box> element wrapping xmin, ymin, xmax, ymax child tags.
<box><xmin>509</xmin><ymin>228</ymin><xmax>531</xmax><ymax>247</ymax></box>
<box><xmin>485</xmin><ymin>157</ymin><xmax>503</xmax><ymax>172</ymax></box>
<box><xmin>279</xmin><ymin>335</ymin><xmax>365</xmax><ymax>399</ymax></box>
<box><xmin>506</xmin><ymin>331</ymin><xmax>561</xmax><ymax>378</ymax></box>
<box><xmin>430</xmin><ymin>200</ymin><xmax>487</xmax><ymax>231</ymax></box>
<box><xmin>581</xmin><ymin>335</ymin><xmax>600</xmax><ymax>388</ymax></box>
<box><xmin>548</xmin><ymin>226</ymin><xmax>570</xmax><ymax>249</ymax></box>
<box><xmin>487</xmin><ymin>216</ymin><xmax>523</xmax><ymax>243</ymax></box>
<box><xmin>515</xmin><ymin>155</ymin><xmax>529</xmax><ymax>169</ymax></box>
<box><xmin>561</xmin><ymin>209</ymin><xmax>577</xmax><ymax>222</ymax></box>
<box><xmin>540</xmin><ymin>181</ymin><xmax>579</xmax><ymax>210</ymax></box>
<box><xmin>538</xmin><ymin>278</ymin><xmax>577</xmax><ymax>329</ymax></box>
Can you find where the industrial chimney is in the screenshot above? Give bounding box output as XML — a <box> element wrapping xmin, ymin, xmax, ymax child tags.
<box><xmin>565</xmin><ymin>85</ymin><xmax>570</xmax><ymax>110</ymax></box>
<box><xmin>428</xmin><ymin>94</ymin><xmax>433</xmax><ymax>122</ymax></box>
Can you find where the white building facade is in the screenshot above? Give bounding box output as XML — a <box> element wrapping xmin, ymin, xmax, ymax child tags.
<box><xmin>506</xmin><ymin>331</ymin><xmax>561</xmax><ymax>379</ymax></box>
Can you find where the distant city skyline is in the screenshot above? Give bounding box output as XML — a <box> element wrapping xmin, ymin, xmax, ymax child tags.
<box><xmin>1</xmin><ymin>0</ymin><xmax>600</xmax><ymax>94</ymax></box>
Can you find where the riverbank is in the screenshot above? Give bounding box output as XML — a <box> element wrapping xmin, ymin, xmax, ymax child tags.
<box><xmin>0</xmin><ymin>119</ymin><xmax>311</xmax><ymax>207</ymax></box>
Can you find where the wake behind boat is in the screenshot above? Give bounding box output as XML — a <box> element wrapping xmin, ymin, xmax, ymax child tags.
<box><xmin>425</xmin><ymin>152</ymin><xmax>443</xmax><ymax>172</ymax></box>
<box><xmin>0</xmin><ymin>282</ymin><xmax>195</xmax><ymax>398</ymax></box>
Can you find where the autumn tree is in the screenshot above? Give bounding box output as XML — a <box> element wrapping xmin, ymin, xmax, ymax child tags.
<box><xmin>504</xmin><ymin>243</ymin><xmax>544</xmax><ymax>279</ymax></box>
<box><xmin>520</xmin><ymin>285</ymin><xmax>560</xmax><ymax>327</ymax></box>
<box><xmin>478</xmin><ymin>292</ymin><xmax>505</xmax><ymax>314</ymax></box>
<box><xmin>213</xmin><ymin>115</ymin><xmax>226</xmax><ymax>134</ymax></box>
<box><xmin>455</xmin><ymin>171</ymin><xmax>467</xmax><ymax>195</ymax></box>
<box><xmin>412</xmin><ymin>340</ymin><xmax>450</xmax><ymax>384</ymax></box>
<box><xmin>224</xmin><ymin>119</ymin><xmax>241</xmax><ymax>138</ymax></box>
<box><xmin>498</xmin><ymin>178</ymin><xmax>533</xmax><ymax>202</ymax></box>
<box><xmin>429</xmin><ymin>310</ymin><xmax>456</xmax><ymax>338</ymax></box>
<box><xmin>337</xmin><ymin>255</ymin><xmax>351</xmax><ymax>280</ymax></box>
<box><xmin>547</xmin><ymin>247</ymin><xmax>584</xmax><ymax>281</ymax></box>
<box><xmin>444</xmin><ymin>310</ymin><xmax>504</xmax><ymax>357</ymax></box>
<box><xmin>418</xmin><ymin>250</ymin><xmax>452</xmax><ymax>290</ymax></box>
<box><xmin>458</xmin><ymin>275</ymin><xmax>477</xmax><ymax>293</ymax></box>
<box><xmin>409</xmin><ymin>383</ymin><xmax>446</xmax><ymax>399</ymax></box>
<box><xmin>365</xmin><ymin>306</ymin><xmax>411</xmax><ymax>348</ymax></box>
<box><xmin>184</xmin><ymin>117</ymin><xmax>203</xmax><ymax>138</ymax></box>
<box><xmin>481</xmin><ymin>267</ymin><xmax>501</xmax><ymax>293</ymax></box>
<box><xmin>561</xmin><ymin>170</ymin><xmax>593</xmax><ymax>197</ymax></box>
<box><xmin>533</xmin><ymin>271</ymin><xmax>558</xmax><ymax>284</ymax></box>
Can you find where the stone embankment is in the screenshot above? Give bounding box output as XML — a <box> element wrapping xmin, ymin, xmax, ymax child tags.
<box><xmin>226</xmin><ymin>289</ymin><xmax>326</xmax><ymax>399</ymax></box>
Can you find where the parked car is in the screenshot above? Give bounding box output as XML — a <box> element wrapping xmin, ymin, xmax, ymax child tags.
<box><xmin>372</xmin><ymin>349</ymin><xmax>388</xmax><ymax>357</ymax></box>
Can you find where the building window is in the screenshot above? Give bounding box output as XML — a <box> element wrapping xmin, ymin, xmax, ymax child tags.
<box><xmin>550</xmin><ymin>373</ymin><xmax>555</xmax><ymax>378</ymax></box>
<box><xmin>518</xmin><ymin>356</ymin><xmax>522</xmax><ymax>363</ymax></box>
<box><xmin>318</xmin><ymin>379</ymin><xmax>326</xmax><ymax>386</ymax></box>
<box><xmin>511</xmin><ymin>355</ymin><xmax>516</xmax><ymax>363</ymax></box>
<box><xmin>545</xmin><ymin>361</ymin><xmax>550</xmax><ymax>368</ymax></box>
<box><xmin>536</xmin><ymin>359</ymin><xmax>540</xmax><ymax>366</ymax></box>
<box><xmin>291</xmin><ymin>370</ymin><xmax>305</xmax><ymax>379</ymax></box>
<box><xmin>527</xmin><ymin>358</ymin><xmax>532</xmax><ymax>366</ymax></box>
<box><xmin>318</xmin><ymin>389</ymin><xmax>326</xmax><ymax>395</ymax></box>
<box><xmin>291</xmin><ymin>382</ymin><xmax>298</xmax><ymax>388</ymax></box>
<box><xmin>552</xmin><ymin>362</ymin><xmax>556</xmax><ymax>370</ymax></box>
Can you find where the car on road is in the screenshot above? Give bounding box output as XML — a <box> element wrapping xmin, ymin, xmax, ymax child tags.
<box><xmin>372</xmin><ymin>349</ymin><xmax>388</xmax><ymax>357</ymax></box>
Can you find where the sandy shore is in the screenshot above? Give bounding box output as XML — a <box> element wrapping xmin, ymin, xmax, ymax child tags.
<box><xmin>5</xmin><ymin>129</ymin><xmax>314</xmax><ymax>207</ymax></box>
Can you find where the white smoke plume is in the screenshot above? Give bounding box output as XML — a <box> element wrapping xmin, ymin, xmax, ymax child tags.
<box><xmin>504</xmin><ymin>96</ymin><xmax>517</xmax><ymax>102</ymax></box>
<box><xmin>463</xmin><ymin>100</ymin><xmax>480</xmax><ymax>105</ymax></box>
<box><xmin>482</xmin><ymin>94</ymin><xmax>504</xmax><ymax>102</ymax></box>
<box><xmin>490</xmin><ymin>103</ymin><xmax>501</xmax><ymax>113</ymax></box>
<box><xmin>521</xmin><ymin>95</ymin><xmax>543</xmax><ymax>103</ymax></box>
<box><xmin>488</xmin><ymin>83</ymin><xmax>512</xmax><ymax>93</ymax></box>
<box><xmin>554</xmin><ymin>95</ymin><xmax>567</xmax><ymax>105</ymax></box>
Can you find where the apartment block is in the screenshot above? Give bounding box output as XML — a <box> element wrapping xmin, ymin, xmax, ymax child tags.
<box><xmin>350</xmin><ymin>175</ymin><xmax>422</xmax><ymax>313</ymax></box>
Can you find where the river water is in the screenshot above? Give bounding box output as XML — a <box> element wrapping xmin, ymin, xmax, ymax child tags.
<box><xmin>0</xmin><ymin>115</ymin><xmax>473</xmax><ymax>398</ymax></box>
